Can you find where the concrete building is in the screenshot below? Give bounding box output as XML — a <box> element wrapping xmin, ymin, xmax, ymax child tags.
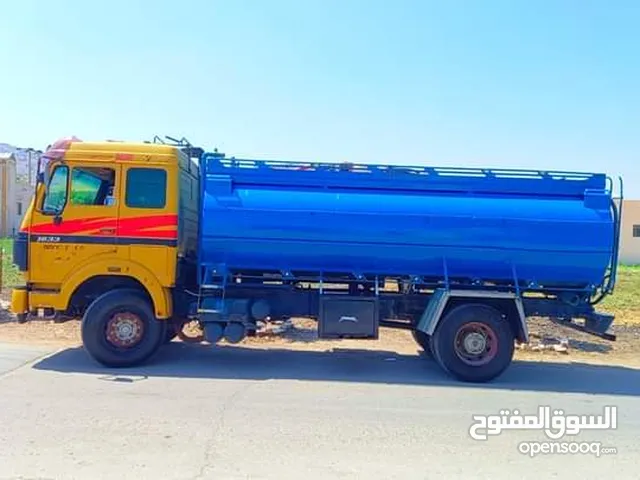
<box><xmin>619</xmin><ymin>199</ymin><xmax>640</xmax><ymax>265</ymax></box>
<box><xmin>0</xmin><ymin>153</ymin><xmax>17</xmax><ymax>236</ymax></box>
<box><xmin>15</xmin><ymin>182</ymin><xmax>33</xmax><ymax>233</ymax></box>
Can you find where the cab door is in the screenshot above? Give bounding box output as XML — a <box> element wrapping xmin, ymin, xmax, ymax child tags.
<box><xmin>28</xmin><ymin>162</ymin><xmax>121</xmax><ymax>286</ymax></box>
<box><xmin>118</xmin><ymin>162</ymin><xmax>177</xmax><ymax>287</ymax></box>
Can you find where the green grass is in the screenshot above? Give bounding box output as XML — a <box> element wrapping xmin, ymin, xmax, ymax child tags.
<box><xmin>0</xmin><ymin>237</ymin><xmax>638</xmax><ymax>321</ymax></box>
<box><xmin>600</xmin><ymin>265</ymin><xmax>640</xmax><ymax>317</ymax></box>
<box><xmin>0</xmin><ymin>237</ymin><xmax>23</xmax><ymax>290</ymax></box>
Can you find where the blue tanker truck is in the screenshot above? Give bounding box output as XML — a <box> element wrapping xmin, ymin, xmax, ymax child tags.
<box><xmin>12</xmin><ymin>137</ymin><xmax>622</xmax><ymax>383</ymax></box>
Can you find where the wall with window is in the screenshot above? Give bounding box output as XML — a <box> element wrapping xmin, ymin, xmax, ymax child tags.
<box><xmin>619</xmin><ymin>200</ymin><xmax>640</xmax><ymax>265</ymax></box>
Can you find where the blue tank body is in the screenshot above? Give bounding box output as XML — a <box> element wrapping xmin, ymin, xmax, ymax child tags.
<box><xmin>197</xmin><ymin>154</ymin><xmax>617</xmax><ymax>293</ymax></box>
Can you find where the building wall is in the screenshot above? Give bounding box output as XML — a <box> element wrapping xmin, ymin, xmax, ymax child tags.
<box><xmin>619</xmin><ymin>199</ymin><xmax>640</xmax><ymax>265</ymax></box>
<box><xmin>0</xmin><ymin>155</ymin><xmax>17</xmax><ymax>237</ymax></box>
<box><xmin>14</xmin><ymin>183</ymin><xmax>33</xmax><ymax>234</ymax></box>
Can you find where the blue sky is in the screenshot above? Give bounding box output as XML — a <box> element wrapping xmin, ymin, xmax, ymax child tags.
<box><xmin>1</xmin><ymin>0</ymin><xmax>638</xmax><ymax>196</ymax></box>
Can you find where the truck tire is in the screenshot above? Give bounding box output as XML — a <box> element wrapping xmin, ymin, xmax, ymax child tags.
<box><xmin>81</xmin><ymin>289</ymin><xmax>167</xmax><ymax>368</ymax></box>
<box><xmin>411</xmin><ymin>329</ymin><xmax>433</xmax><ymax>357</ymax></box>
<box><xmin>431</xmin><ymin>303</ymin><xmax>514</xmax><ymax>383</ymax></box>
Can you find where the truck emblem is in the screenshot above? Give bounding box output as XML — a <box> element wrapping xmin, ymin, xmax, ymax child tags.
<box><xmin>35</xmin><ymin>236</ymin><xmax>61</xmax><ymax>243</ymax></box>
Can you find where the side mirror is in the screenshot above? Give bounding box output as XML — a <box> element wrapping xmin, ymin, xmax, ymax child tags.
<box><xmin>53</xmin><ymin>215</ymin><xmax>62</xmax><ymax>226</ymax></box>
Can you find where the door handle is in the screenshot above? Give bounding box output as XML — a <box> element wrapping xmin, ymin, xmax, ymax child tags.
<box><xmin>99</xmin><ymin>227</ymin><xmax>116</xmax><ymax>235</ymax></box>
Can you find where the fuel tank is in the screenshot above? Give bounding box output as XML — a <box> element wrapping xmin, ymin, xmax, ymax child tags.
<box><xmin>198</xmin><ymin>154</ymin><xmax>616</xmax><ymax>291</ymax></box>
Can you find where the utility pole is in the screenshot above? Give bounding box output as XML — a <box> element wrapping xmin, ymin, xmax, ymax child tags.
<box><xmin>25</xmin><ymin>148</ymin><xmax>34</xmax><ymax>185</ymax></box>
<box><xmin>34</xmin><ymin>150</ymin><xmax>42</xmax><ymax>185</ymax></box>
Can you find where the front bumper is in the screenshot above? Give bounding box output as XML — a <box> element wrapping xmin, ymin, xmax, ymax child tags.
<box><xmin>10</xmin><ymin>286</ymin><xmax>29</xmax><ymax>322</ymax></box>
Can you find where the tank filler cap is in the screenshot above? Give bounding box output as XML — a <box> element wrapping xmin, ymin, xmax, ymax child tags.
<box><xmin>209</xmin><ymin>148</ymin><xmax>226</xmax><ymax>159</ymax></box>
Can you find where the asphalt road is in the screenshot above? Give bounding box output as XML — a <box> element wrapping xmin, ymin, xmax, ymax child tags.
<box><xmin>0</xmin><ymin>341</ymin><xmax>639</xmax><ymax>480</ymax></box>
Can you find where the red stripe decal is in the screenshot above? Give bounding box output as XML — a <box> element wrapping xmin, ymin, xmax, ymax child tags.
<box><xmin>28</xmin><ymin>217</ymin><xmax>114</xmax><ymax>234</ymax></box>
<box><xmin>117</xmin><ymin>215</ymin><xmax>177</xmax><ymax>238</ymax></box>
<box><xmin>116</xmin><ymin>215</ymin><xmax>178</xmax><ymax>236</ymax></box>
<box><xmin>121</xmin><ymin>229</ymin><xmax>178</xmax><ymax>239</ymax></box>
<box><xmin>25</xmin><ymin>215</ymin><xmax>178</xmax><ymax>239</ymax></box>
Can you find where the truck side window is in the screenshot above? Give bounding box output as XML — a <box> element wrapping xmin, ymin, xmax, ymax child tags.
<box><xmin>41</xmin><ymin>165</ymin><xmax>69</xmax><ymax>214</ymax></box>
<box><xmin>70</xmin><ymin>167</ymin><xmax>116</xmax><ymax>206</ymax></box>
<box><xmin>125</xmin><ymin>168</ymin><xmax>167</xmax><ymax>209</ymax></box>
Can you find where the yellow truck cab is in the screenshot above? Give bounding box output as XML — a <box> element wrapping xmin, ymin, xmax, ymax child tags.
<box><xmin>11</xmin><ymin>137</ymin><xmax>200</xmax><ymax>365</ymax></box>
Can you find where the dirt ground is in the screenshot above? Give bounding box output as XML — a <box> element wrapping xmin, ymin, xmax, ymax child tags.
<box><xmin>1</xmin><ymin>302</ymin><xmax>639</xmax><ymax>368</ymax></box>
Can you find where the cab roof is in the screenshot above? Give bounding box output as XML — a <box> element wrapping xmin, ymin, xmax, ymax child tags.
<box><xmin>45</xmin><ymin>138</ymin><xmax>185</xmax><ymax>164</ymax></box>
<box><xmin>67</xmin><ymin>140</ymin><xmax>180</xmax><ymax>156</ymax></box>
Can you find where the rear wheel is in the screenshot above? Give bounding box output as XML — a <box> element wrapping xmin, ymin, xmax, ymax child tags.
<box><xmin>81</xmin><ymin>289</ymin><xmax>166</xmax><ymax>368</ymax></box>
<box><xmin>431</xmin><ymin>303</ymin><xmax>515</xmax><ymax>383</ymax></box>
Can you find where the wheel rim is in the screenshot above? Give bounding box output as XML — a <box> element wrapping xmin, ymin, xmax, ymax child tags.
<box><xmin>106</xmin><ymin>312</ymin><xmax>145</xmax><ymax>348</ymax></box>
<box><xmin>453</xmin><ymin>322</ymin><xmax>498</xmax><ymax>366</ymax></box>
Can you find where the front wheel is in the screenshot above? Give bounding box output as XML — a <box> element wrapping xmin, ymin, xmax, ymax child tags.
<box><xmin>431</xmin><ymin>303</ymin><xmax>515</xmax><ymax>383</ymax></box>
<box><xmin>81</xmin><ymin>289</ymin><xmax>167</xmax><ymax>368</ymax></box>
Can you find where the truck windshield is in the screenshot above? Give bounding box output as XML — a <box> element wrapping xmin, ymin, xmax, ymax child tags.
<box><xmin>42</xmin><ymin>165</ymin><xmax>69</xmax><ymax>214</ymax></box>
